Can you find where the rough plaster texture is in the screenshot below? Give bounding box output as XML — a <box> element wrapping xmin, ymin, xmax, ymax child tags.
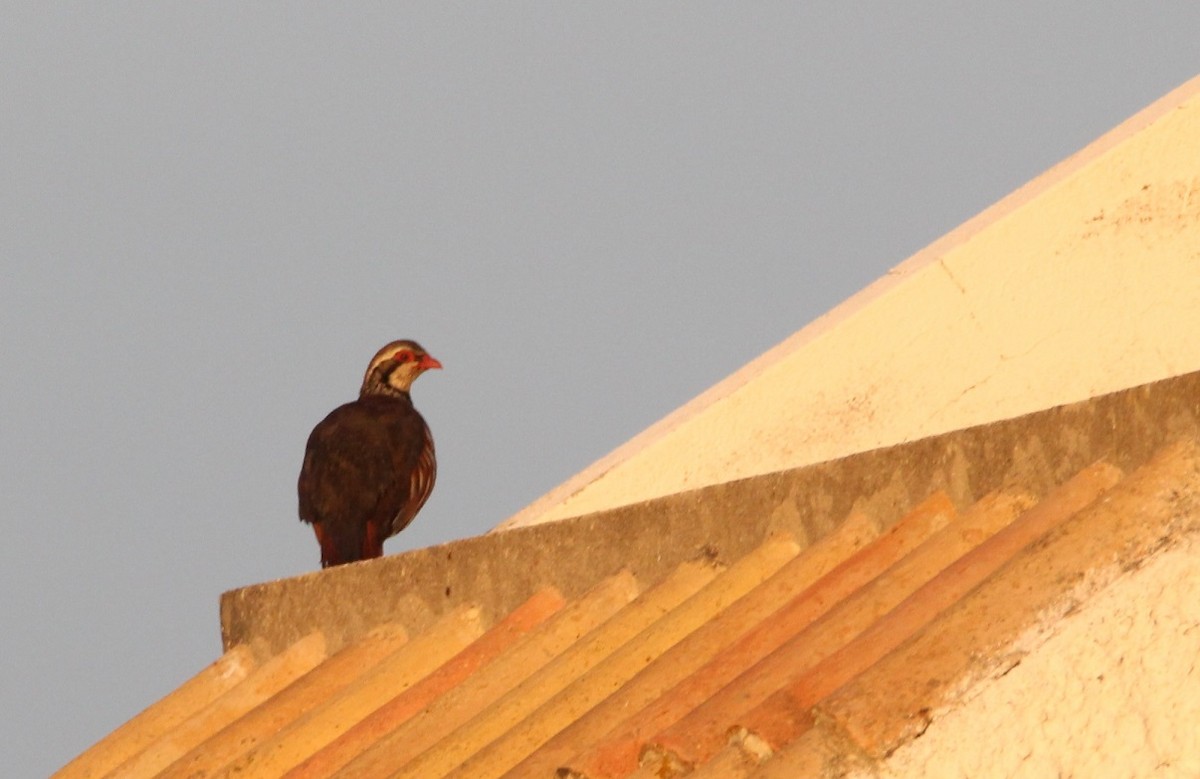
<box><xmin>877</xmin><ymin>537</ymin><xmax>1200</xmax><ymax>779</ymax></box>
<box><xmin>501</xmin><ymin>76</ymin><xmax>1200</xmax><ymax>531</ymax></box>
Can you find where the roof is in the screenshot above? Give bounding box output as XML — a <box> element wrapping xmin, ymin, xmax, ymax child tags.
<box><xmin>501</xmin><ymin>73</ymin><xmax>1200</xmax><ymax>531</ymax></box>
<box><xmin>54</xmin><ymin>369</ymin><xmax>1200</xmax><ymax>777</ymax></box>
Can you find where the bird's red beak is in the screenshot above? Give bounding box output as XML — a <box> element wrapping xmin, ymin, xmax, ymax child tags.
<box><xmin>419</xmin><ymin>354</ymin><xmax>443</xmax><ymax>370</ymax></box>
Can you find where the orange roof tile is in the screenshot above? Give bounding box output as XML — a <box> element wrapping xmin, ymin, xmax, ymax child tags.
<box><xmin>106</xmin><ymin>631</ymin><xmax>327</xmax><ymax>778</ymax></box>
<box><xmin>731</xmin><ymin>463</ymin><xmax>1120</xmax><ymax>761</ymax></box>
<box><xmin>569</xmin><ymin>491</ymin><xmax>955</xmax><ymax>779</ymax></box>
<box><xmin>324</xmin><ymin>570</ymin><xmax>640</xmax><ymax>778</ymax></box>
<box><xmin>638</xmin><ymin>489</ymin><xmax>1037</xmax><ymax>771</ymax></box>
<box><xmin>54</xmin><ymin>644</ymin><xmax>257</xmax><ymax>779</ymax></box>
<box><xmin>506</xmin><ymin>512</ymin><xmax>879</xmax><ymax>779</ymax></box>
<box><xmin>820</xmin><ymin>442</ymin><xmax>1200</xmax><ymax>760</ymax></box>
<box><xmin>450</xmin><ymin>535</ymin><xmax>801</xmax><ymax>779</ymax></box>
<box><xmin>212</xmin><ymin>604</ymin><xmax>484</xmax><ymax>777</ymax></box>
<box><xmin>56</xmin><ymin>377</ymin><xmax>1200</xmax><ymax>779</ymax></box>
<box><xmin>159</xmin><ymin>624</ymin><xmax>409</xmax><ymax>779</ymax></box>
<box><xmin>279</xmin><ymin>589</ymin><xmax>564</xmax><ymax>779</ymax></box>
<box><xmin>382</xmin><ymin>560</ymin><xmax>720</xmax><ymax>779</ymax></box>
<box><xmin>689</xmin><ymin>742</ymin><xmax>766</xmax><ymax>779</ymax></box>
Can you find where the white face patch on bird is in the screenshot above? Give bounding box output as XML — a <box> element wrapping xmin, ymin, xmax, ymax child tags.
<box><xmin>361</xmin><ymin>340</ymin><xmax>442</xmax><ymax>397</ymax></box>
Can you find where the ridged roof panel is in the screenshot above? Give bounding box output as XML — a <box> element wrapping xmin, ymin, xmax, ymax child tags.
<box><xmin>56</xmin><ymin>425</ymin><xmax>1200</xmax><ymax>778</ymax></box>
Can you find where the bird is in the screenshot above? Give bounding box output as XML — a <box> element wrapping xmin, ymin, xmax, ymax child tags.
<box><xmin>297</xmin><ymin>339</ymin><xmax>441</xmax><ymax>568</ymax></box>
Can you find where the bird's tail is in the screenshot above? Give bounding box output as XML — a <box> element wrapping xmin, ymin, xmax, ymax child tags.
<box><xmin>313</xmin><ymin>522</ymin><xmax>368</xmax><ymax>569</ymax></box>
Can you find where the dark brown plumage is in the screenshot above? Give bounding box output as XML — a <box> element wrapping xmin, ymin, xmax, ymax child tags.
<box><xmin>298</xmin><ymin>340</ymin><xmax>441</xmax><ymax>568</ymax></box>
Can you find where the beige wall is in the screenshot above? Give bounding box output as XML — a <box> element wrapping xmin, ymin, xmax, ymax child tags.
<box><xmin>500</xmin><ymin>75</ymin><xmax>1200</xmax><ymax>530</ymax></box>
<box><xmin>879</xmin><ymin>535</ymin><xmax>1200</xmax><ymax>778</ymax></box>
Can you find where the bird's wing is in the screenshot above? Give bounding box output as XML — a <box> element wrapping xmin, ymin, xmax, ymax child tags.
<box><xmin>390</xmin><ymin>420</ymin><xmax>435</xmax><ymax>536</ymax></box>
<box><xmin>298</xmin><ymin>403</ymin><xmax>403</xmax><ymax>528</ymax></box>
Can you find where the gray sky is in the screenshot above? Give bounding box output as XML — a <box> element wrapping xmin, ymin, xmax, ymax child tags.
<box><xmin>2</xmin><ymin>5</ymin><xmax>1196</xmax><ymax>775</ymax></box>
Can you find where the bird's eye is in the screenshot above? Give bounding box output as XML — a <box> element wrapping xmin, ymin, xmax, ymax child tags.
<box><xmin>393</xmin><ymin>350</ymin><xmax>413</xmax><ymax>364</ymax></box>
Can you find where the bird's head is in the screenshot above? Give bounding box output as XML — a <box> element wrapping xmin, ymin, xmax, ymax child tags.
<box><xmin>360</xmin><ymin>339</ymin><xmax>442</xmax><ymax>398</ymax></box>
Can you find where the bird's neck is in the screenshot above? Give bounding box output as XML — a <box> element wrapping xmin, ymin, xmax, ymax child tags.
<box><xmin>359</xmin><ymin>383</ymin><xmax>414</xmax><ymax>402</ymax></box>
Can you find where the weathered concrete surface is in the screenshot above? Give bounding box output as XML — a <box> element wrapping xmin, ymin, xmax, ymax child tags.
<box><xmin>221</xmin><ymin>369</ymin><xmax>1200</xmax><ymax>657</ymax></box>
<box><xmin>876</xmin><ymin>535</ymin><xmax>1200</xmax><ymax>779</ymax></box>
<box><xmin>500</xmin><ymin>75</ymin><xmax>1200</xmax><ymax>531</ymax></box>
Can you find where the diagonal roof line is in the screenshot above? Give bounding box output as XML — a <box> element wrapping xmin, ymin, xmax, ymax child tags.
<box><xmin>497</xmin><ymin>75</ymin><xmax>1200</xmax><ymax>532</ymax></box>
<box><xmin>222</xmin><ymin>367</ymin><xmax>1200</xmax><ymax>659</ymax></box>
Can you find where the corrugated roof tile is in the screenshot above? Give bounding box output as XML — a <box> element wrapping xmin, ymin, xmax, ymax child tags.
<box><xmin>280</xmin><ymin>588</ymin><xmax>564</xmax><ymax>779</ymax></box>
<box><xmin>741</xmin><ymin>720</ymin><xmax>870</xmax><ymax>779</ymax></box>
<box><xmin>334</xmin><ymin>570</ymin><xmax>640</xmax><ymax>779</ymax></box>
<box><xmin>727</xmin><ymin>462</ymin><xmax>1121</xmax><ymax>768</ymax></box>
<box><xmin>104</xmin><ymin>631</ymin><xmax>327</xmax><ymax>778</ymax></box>
<box><xmin>213</xmin><ymin>604</ymin><xmax>484</xmax><ymax>777</ymax></box>
<box><xmin>54</xmin><ymin>643</ymin><xmax>257</xmax><ymax>779</ymax></box>
<box><xmin>450</xmin><ymin>535</ymin><xmax>801</xmax><ymax>779</ymax></box>
<box><xmin>381</xmin><ymin>559</ymin><xmax>721</xmax><ymax>779</ymax></box>
<box><xmin>820</xmin><ymin>444</ymin><xmax>1199</xmax><ymax>760</ymax></box>
<box><xmin>641</xmin><ymin>489</ymin><xmax>1037</xmax><ymax>772</ymax></box>
<box><xmin>566</xmin><ymin>491</ymin><xmax>955</xmax><ymax>779</ymax></box>
<box><xmin>58</xmin><ymin>386</ymin><xmax>1200</xmax><ymax>779</ymax></box>
<box><xmin>688</xmin><ymin>742</ymin><xmax>766</xmax><ymax>779</ymax></box>
<box><xmin>158</xmin><ymin>624</ymin><xmax>410</xmax><ymax>779</ymax></box>
<box><xmin>516</xmin><ymin>514</ymin><xmax>878</xmax><ymax>779</ymax></box>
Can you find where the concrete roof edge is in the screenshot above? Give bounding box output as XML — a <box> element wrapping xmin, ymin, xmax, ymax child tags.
<box><xmin>222</xmin><ymin>367</ymin><xmax>1200</xmax><ymax>658</ymax></box>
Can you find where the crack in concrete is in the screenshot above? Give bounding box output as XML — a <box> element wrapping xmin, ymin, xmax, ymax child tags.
<box><xmin>938</xmin><ymin>259</ymin><xmax>968</xmax><ymax>296</ymax></box>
